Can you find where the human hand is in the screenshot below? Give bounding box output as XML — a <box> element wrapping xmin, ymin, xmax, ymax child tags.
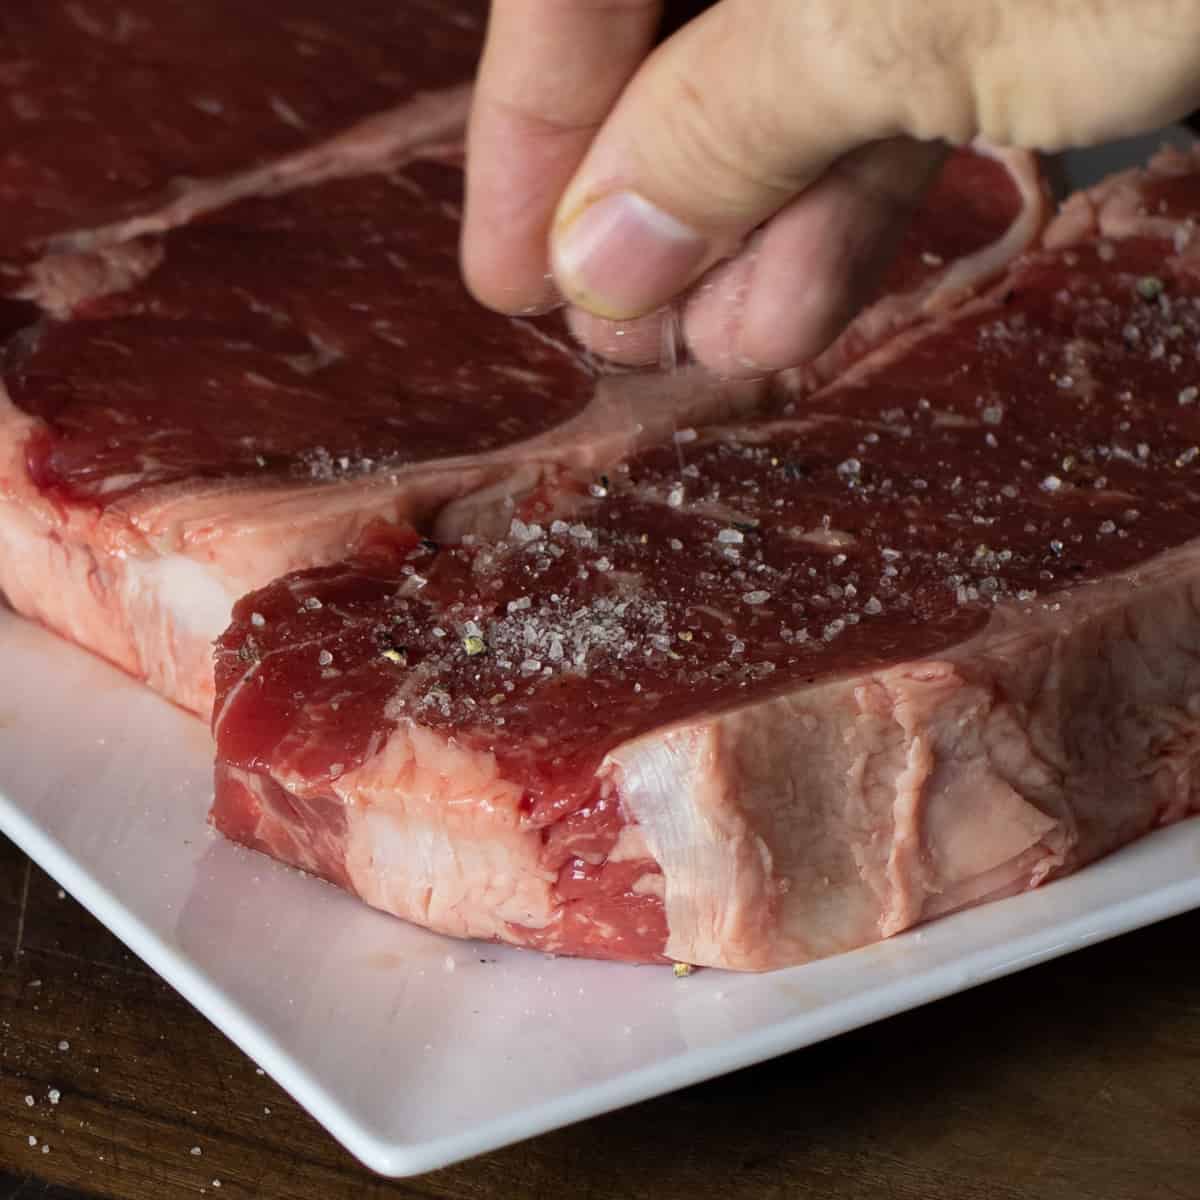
<box><xmin>462</xmin><ymin>0</ymin><xmax>1200</xmax><ymax>376</ymax></box>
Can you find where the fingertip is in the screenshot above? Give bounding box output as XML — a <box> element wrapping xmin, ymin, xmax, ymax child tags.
<box><xmin>464</xmin><ymin>0</ymin><xmax>665</xmax><ymax>317</ymax></box>
<box><xmin>460</xmin><ymin>127</ymin><xmax>563</xmax><ymax>315</ymax></box>
<box><xmin>681</xmin><ymin>243</ymin><xmax>811</xmax><ymax>381</ymax></box>
<box><xmin>727</xmin><ymin>140</ymin><xmax>944</xmax><ymax>373</ymax></box>
<box><xmin>460</xmin><ymin>230</ymin><xmax>562</xmax><ymax>316</ymax></box>
<box><xmin>551</xmin><ymin>190</ymin><xmax>708</xmax><ymax>321</ymax></box>
<box><xmin>735</xmin><ymin>263</ymin><xmax>859</xmax><ymax>375</ymax></box>
<box><xmin>680</xmin><ymin>248</ymin><xmax>763</xmax><ymax>379</ymax></box>
<box><xmin>563</xmin><ymin>306</ymin><xmax>663</xmax><ymax>366</ymax></box>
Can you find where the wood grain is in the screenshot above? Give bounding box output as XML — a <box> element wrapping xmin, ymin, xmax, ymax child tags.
<box><xmin>3</xmin><ymin>831</ymin><xmax>1200</xmax><ymax>1200</ymax></box>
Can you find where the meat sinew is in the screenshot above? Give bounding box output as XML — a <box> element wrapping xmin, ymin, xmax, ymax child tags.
<box><xmin>213</xmin><ymin>147</ymin><xmax>1200</xmax><ymax>971</ymax></box>
<box><xmin>0</xmin><ymin>0</ymin><xmax>487</xmax><ymax>296</ymax></box>
<box><xmin>778</xmin><ymin>143</ymin><xmax>1050</xmax><ymax>395</ymax></box>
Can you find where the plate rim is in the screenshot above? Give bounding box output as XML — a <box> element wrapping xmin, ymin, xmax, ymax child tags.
<box><xmin>5</xmin><ymin>790</ymin><xmax>1200</xmax><ymax>1177</ymax></box>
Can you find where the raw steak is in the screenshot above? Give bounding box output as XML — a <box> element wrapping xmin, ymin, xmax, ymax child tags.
<box><xmin>0</xmin><ymin>0</ymin><xmax>486</xmax><ymax>297</ymax></box>
<box><xmin>0</xmin><ymin>58</ymin><xmax>1040</xmax><ymax>720</ymax></box>
<box><xmin>213</xmin><ymin>146</ymin><xmax>1200</xmax><ymax>971</ymax></box>
<box><xmin>1</xmin><ymin>144</ymin><xmax>772</xmax><ymax>715</ymax></box>
<box><xmin>1</xmin><ymin>0</ymin><xmax>822</xmax><ymax>717</ymax></box>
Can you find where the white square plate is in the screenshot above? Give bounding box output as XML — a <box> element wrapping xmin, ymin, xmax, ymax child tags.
<box><xmin>2</xmin><ymin>134</ymin><xmax>1198</xmax><ymax>1177</ymax></box>
<box><xmin>5</xmin><ymin>601</ymin><xmax>1200</xmax><ymax>1177</ymax></box>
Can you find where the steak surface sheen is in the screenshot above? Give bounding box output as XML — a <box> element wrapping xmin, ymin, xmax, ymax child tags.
<box><xmin>213</xmin><ymin>147</ymin><xmax>1200</xmax><ymax>971</ymax></box>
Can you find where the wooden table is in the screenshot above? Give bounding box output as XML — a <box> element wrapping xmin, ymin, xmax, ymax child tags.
<box><xmin>3</xmin><ymin>831</ymin><xmax>1199</xmax><ymax>1200</ymax></box>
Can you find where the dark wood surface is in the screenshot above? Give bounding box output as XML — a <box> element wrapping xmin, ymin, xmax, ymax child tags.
<box><xmin>3</xmin><ymin>832</ymin><xmax>1200</xmax><ymax>1200</ymax></box>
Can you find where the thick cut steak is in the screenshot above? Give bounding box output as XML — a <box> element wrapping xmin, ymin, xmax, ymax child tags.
<box><xmin>213</xmin><ymin>147</ymin><xmax>1200</xmax><ymax>970</ymax></box>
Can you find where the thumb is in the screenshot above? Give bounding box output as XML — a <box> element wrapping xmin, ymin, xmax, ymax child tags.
<box><xmin>547</xmin><ymin>0</ymin><xmax>905</xmax><ymax>321</ymax></box>
<box><xmin>549</xmin><ymin>0</ymin><xmax>1200</xmax><ymax>323</ymax></box>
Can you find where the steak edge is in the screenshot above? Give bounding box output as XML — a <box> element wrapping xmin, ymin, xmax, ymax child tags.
<box><xmin>211</xmin><ymin>146</ymin><xmax>1200</xmax><ymax>970</ymax></box>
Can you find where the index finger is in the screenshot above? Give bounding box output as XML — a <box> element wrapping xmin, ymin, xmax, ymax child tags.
<box><xmin>462</xmin><ymin>0</ymin><xmax>663</xmax><ymax>315</ymax></box>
